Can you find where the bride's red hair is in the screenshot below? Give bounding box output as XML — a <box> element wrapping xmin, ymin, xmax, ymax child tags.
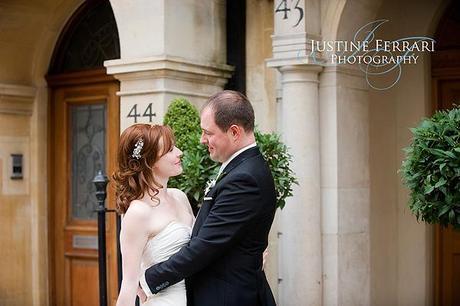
<box><xmin>112</xmin><ymin>124</ymin><xmax>174</xmax><ymax>214</ymax></box>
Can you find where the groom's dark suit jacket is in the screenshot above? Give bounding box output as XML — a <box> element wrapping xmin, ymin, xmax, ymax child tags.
<box><xmin>143</xmin><ymin>146</ymin><xmax>277</xmax><ymax>306</ymax></box>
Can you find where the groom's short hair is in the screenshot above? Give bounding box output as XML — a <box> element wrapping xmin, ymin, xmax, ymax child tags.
<box><xmin>204</xmin><ymin>90</ymin><xmax>255</xmax><ymax>132</ymax></box>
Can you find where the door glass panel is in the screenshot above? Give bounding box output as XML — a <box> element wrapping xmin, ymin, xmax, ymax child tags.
<box><xmin>70</xmin><ymin>103</ymin><xmax>106</xmax><ymax>220</ymax></box>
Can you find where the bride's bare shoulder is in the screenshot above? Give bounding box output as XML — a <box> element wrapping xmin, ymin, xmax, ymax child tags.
<box><xmin>169</xmin><ymin>188</ymin><xmax>193</xmax><ymax>212</ymax></box>
<box><xmin>119</xmin><ymin>200</ymin><xmax>154</xmax><ymax>238</ymax></box>
<box><xmin>123</xmin><ymin>200</ymin><xmax>152</xmax><ymax>222</ymax></box>
<box><xmin>169</xmin><ymin>188</ymin><xmax>187</xmax><ymax>200</ymax></box>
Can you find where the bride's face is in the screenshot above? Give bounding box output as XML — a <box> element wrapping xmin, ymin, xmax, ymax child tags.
<box><xmin>153</xmin><ymin>141</ymin><xmax>183</xmax><ymax>178</ymax></box>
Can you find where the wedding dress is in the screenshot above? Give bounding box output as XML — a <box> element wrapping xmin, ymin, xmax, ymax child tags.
<box><xmin>140</xmin><ymin>221</ymin><xmax>191</xmax><ymax>306</ymax></box>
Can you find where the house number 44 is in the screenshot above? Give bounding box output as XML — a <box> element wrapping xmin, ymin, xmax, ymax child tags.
<box><xmin>127</xmin><ymin>103</ymin><xmax>156</xmax><ymax>123</ymax></box>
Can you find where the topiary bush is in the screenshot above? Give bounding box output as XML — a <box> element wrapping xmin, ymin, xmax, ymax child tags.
<box><xmin>163</xmin><ymin>98</ymin><xmax>202</xmax><ymax>150</ymax></box>
<box><xmin>163</xmin><ymin>98</ymin><xmax>219</xmax><ymax>210</ymax></box>
<box><xmin>163</xmin><ymin>97</ymin><xmax>298</xmax><ymax>210</ymax></box>
<box><xmin>400</xmin><ymin>107</ymin><xmax>460</xmax><ymax>228</ymax></box>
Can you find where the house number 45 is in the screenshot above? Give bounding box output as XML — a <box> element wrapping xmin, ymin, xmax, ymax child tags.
<box><xmin>276</xmin><ymin>0</ymin><xmax>304</xmax><ymax>27</ymax></box>
<box><xmin>127</xmin><ymin>103</ymin><xmax>156</xmax><ymax>123</ymax></box>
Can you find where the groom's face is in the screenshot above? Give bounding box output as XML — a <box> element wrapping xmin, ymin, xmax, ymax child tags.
<box><xmin>200</xmin><ymin>107</ymin><xmax>234</xmax><ymax>163</ymax></box>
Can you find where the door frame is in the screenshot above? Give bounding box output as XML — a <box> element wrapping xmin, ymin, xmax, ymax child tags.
<box><xmin>432</xmin><ymin>63</ymin><xmax>460</xmax><ymax>306</ymax></box>
<box><xmin>47</xmin><ymin>68</ymin><xmax>120</xmax><ymax>305</ymax></box>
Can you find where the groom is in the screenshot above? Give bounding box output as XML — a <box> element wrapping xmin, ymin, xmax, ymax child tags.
<box><xmin>140</xmin><ymin>90</ymin><xmax>277</xmax><ymax>306</ymax></box>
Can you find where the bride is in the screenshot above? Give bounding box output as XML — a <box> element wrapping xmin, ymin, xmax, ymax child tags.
<box><xmin>113</xmin><ymin>123</ymin><xmax>194</xmax><ymax>306</ymax></box>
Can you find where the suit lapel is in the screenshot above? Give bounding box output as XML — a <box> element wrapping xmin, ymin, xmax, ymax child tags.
<box><xmin>191</xmin><ymin>147</ymin><xmax>261</xmax><ymax>238</ymax></box>
<box><xmin>192</xmin><ymin>199</ymin><xmax>211</xmax><ymax>237</ymax></box>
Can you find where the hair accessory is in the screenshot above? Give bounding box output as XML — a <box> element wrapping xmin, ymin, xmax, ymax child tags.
<box><xmin>132</xmin><ymin>138</ymin><xmax>144</xmax><ymax>159</ymax></box>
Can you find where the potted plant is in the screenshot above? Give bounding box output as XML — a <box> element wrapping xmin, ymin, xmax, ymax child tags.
<box><xmin>400</xmin><ymin>107</ymin><xmax>460</xmax><ymax>228</ymax></box>
<box><xmin>163</xmin><ymin>97</ymin><xmax>298</xmax><ymax>211</ymax></box>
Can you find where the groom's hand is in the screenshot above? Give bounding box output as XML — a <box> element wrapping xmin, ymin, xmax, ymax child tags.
<box><xmin>137</xmin><ymin>286</ymin><xmax>147</xmax><ymax>303</ymax></box>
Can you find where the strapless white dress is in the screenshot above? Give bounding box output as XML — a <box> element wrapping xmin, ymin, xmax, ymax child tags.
<box><xmin>140</xmin><ymin>221</ymin><xmax>191</xmax><ymax>306</ymax></box>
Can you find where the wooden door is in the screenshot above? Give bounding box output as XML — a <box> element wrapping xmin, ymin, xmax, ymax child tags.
<box><xmin>433</xmin><ymin>75</ymin><xmax>460</xmax><ymax>306</ymax></box>
<box><xmin>49</xmin><ymin>70</ymin><xmax>119</xmax><ymax>306</ymax></box>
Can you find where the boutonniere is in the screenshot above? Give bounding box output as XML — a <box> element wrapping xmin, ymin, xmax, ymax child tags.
<box><xmin>204</xmin><ymin>178</ymin><xmax>217</xmax><ymax>195</ymax></box>
<box><xmin>203</xmin><ymin>171</ymin><xmax>227</xmax><ymax>195</ymax></box>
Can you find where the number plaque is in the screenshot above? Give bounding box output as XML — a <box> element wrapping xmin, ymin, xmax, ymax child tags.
<box><xmin>275</xmin><ymin>0</ymin><xmax>304</xmax><ymax>28</ymax></box>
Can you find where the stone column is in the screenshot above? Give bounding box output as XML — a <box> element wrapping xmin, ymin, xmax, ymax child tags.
<box><xmin>267</xmin><ymin>0</ymin><xmax>323</xmax><ymax>305</ymax></box>
<box><xmin>106</xmin><ymin>0</ymin><xmax>232</xmax><ymax>131</ymax></box>
<box><xmin>278</xmin><ymin>65</ymin><xmax>323</xmax><ymax>306</ymax></box>
<box><xmin>319</xmin><ymin>66</ymin><xmax>370</xmax><ymax>306</ymax></box>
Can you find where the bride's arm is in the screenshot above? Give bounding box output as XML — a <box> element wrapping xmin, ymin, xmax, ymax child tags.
<box><xmin>116</xmin><ymin>203</ymin><xmax>150</xmax><ymax>306</ymax></box>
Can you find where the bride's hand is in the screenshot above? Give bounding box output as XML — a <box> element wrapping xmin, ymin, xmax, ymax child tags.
<box><xmin>137</xmin><ymin>286</ymin><xmax>148</xmax><ymax>303</ymax></box>
<box><xmin>262</xmin><ymin>248</ymin><xmax>269</xmax><ymax>270</ymax></box>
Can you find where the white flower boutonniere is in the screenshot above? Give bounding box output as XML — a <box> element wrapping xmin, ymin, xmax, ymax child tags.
<box><xmin>203</xmin><ymin>171</ymin><xmax>226</xmax><ymax>196</ymax></box>
<box><xmin>204</xmin><ymin>178</ymin><xmax>217</xmax><ymax>195</ymax></box>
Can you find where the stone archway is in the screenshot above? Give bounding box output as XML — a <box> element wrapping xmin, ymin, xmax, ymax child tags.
<box><xmin>330</xmin><ymin>0</ymin><xmax>447</xmax><ymax>305</ymax></box>
<box><xmin>269</xmin><ymin>0</ymin><xmax>448</xmax><ymax>305</ymax></box>
<box><xmin>317</xmin><ymin>1</ymin><xmax>384</xmax><ymax>304</ymax></box>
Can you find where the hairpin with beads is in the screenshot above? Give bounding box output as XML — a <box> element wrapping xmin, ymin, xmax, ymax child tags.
<box><xmin>132</xmin><ymin>138</ymin><xmax>144</xmax><ymax>159</ymax></box>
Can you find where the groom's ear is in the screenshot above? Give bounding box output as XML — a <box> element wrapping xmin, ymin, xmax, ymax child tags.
<box><xmin>228</xmin><ymin>124</ymin><xmax>241</xmax><ymax>140</ymax></box>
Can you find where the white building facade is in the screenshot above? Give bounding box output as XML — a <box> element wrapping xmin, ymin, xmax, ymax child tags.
<box><xmin>0</xmin><ymin>0</ymin><xmax>458</xmax><ymax>305</ymax></box>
